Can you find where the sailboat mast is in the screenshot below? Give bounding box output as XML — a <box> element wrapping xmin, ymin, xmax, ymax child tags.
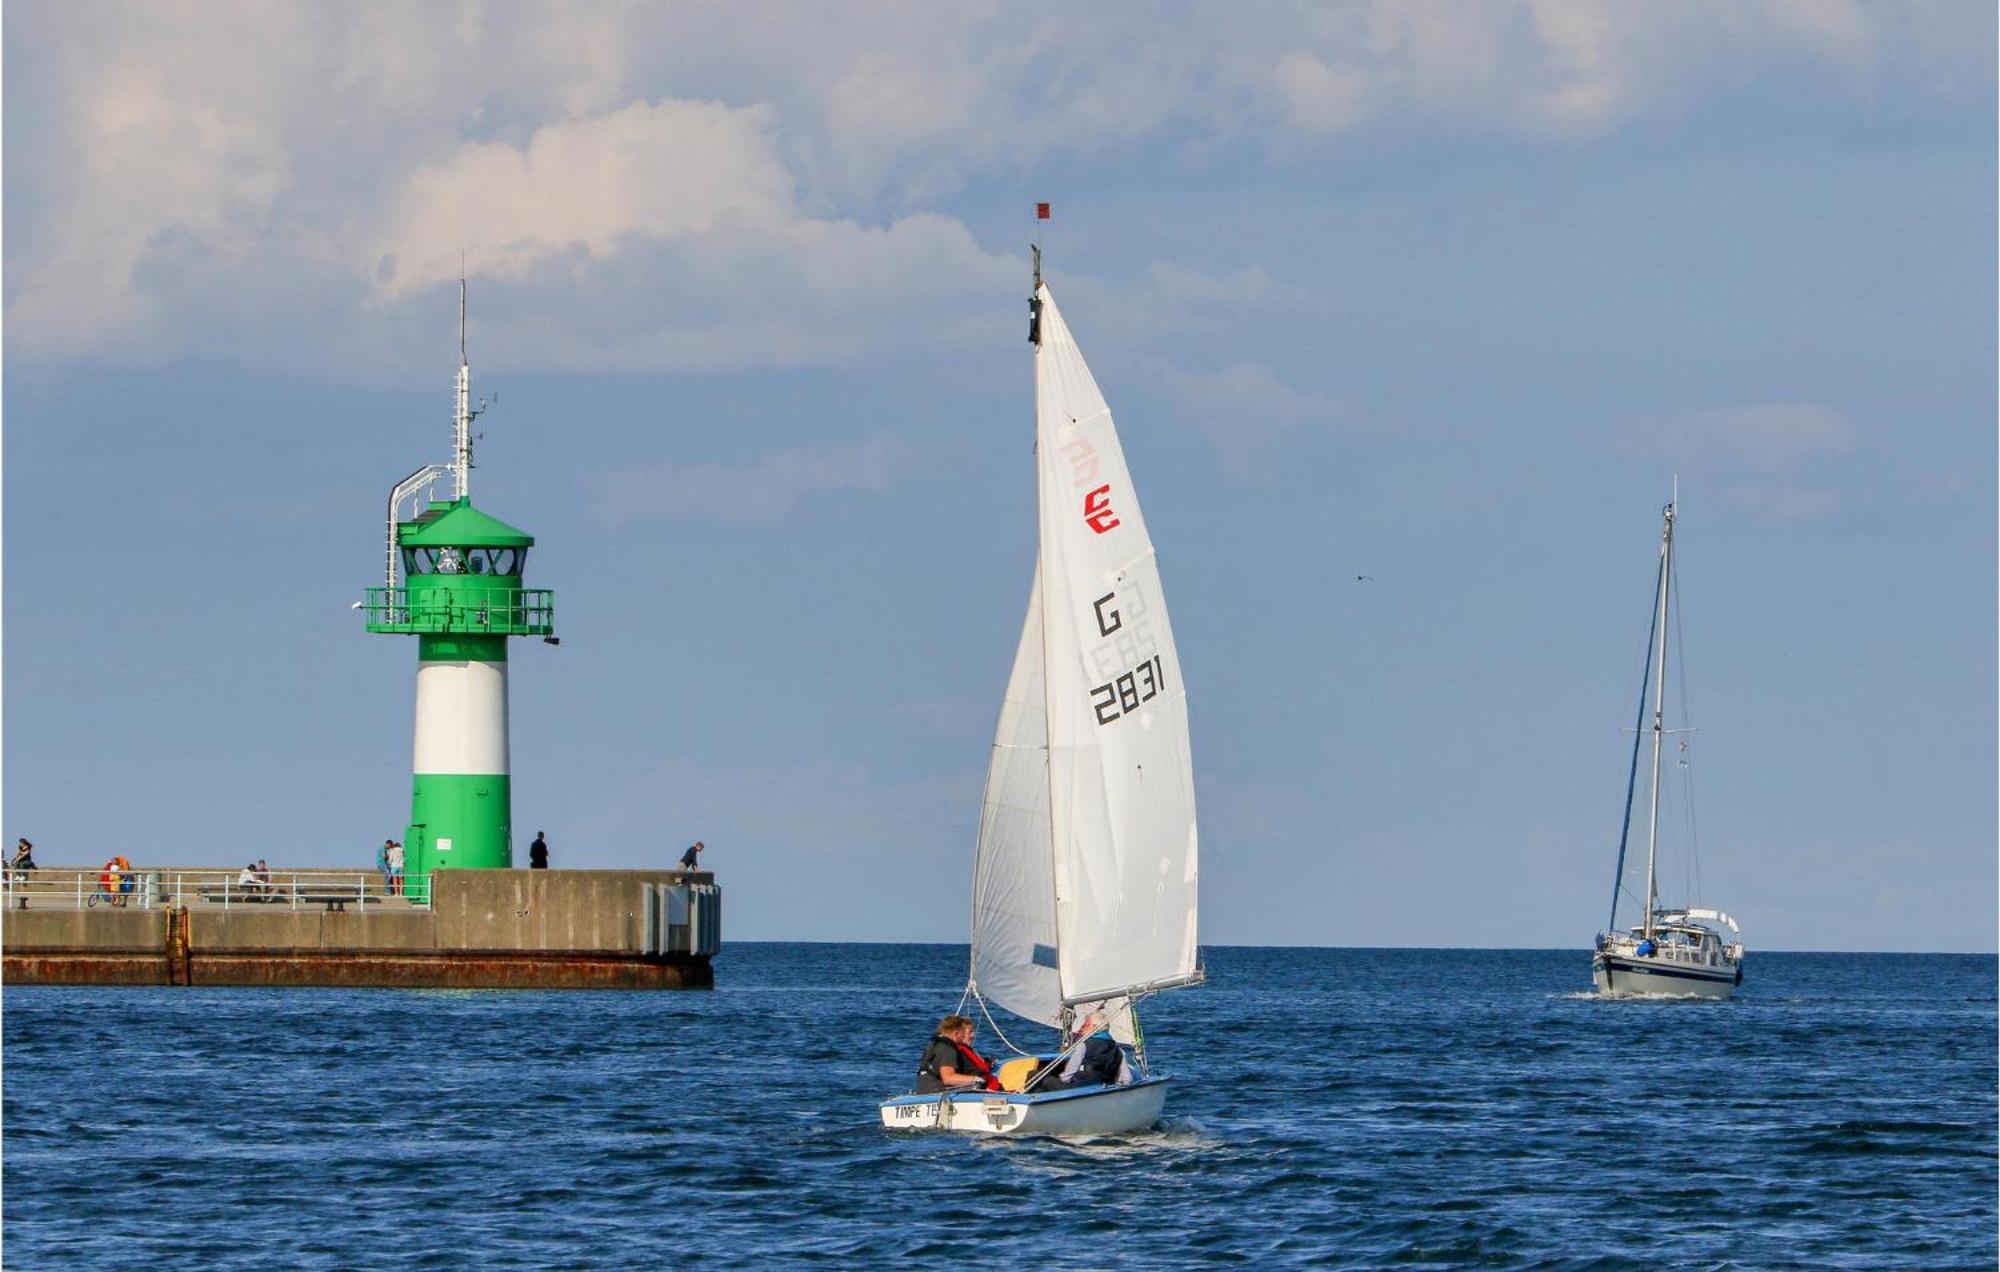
<box><xmin>1642</xmin><ymin>497</ymin><xmax>1676</xmax><ymax>939</ymax></box>
<box><xmin>1030</xmin><ymin>241</ymin><xmax>1063</xmax><ymax>1019</ymax></box>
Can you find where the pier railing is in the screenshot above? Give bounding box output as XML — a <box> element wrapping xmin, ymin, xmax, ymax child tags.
<box><xmin>1</xmin><ymin>867</ymin><xmax>433</xmax><ymax>913</ymax></box>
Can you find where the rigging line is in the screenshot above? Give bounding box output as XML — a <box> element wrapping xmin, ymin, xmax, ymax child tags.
<box><xmin>1670</xmin><ymin>546</ymin><xmax>1702</xmax><ymax>904</ymax></box>
<box><xmin>969</xmin><ymin>985</ymin><xmax>1037</xmax><ymax>1059</ymax></box>
<box><xmin>1025</xmin><ymin>1028</ymin><xmax>1101</xmax><ymax>1095</ymax></box>
<box><xmin>1608</xmin><ymin>553</ymin><xmax>1664</xmax><ymax>933</ymax></box>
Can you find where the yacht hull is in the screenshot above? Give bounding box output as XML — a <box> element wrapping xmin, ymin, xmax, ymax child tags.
<box><xmin>1594</xmin><ymin>952</ymin><xmax>1739</xmax><ymax>999</ymax></box>
<box><xmin>880</xmin><ymin>1076</ymin><xmax>1169</xmax><ymax>1136</ymax></box>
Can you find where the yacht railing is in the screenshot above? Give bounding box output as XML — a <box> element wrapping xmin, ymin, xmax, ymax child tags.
<box><xmin>1</xmin><ymin>867</ymin><xmax>434</xmax><ymax>912</ymax></box>
<box><xmin>1597</xmin><ymin>929</ymin><xmax>1738</xmax><ymax>966</ymax></box>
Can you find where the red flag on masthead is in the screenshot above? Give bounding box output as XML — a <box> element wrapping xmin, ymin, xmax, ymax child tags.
<box><xmin>1036</xmin><ymin>202</ymin><xmax>1051</xmax><ymax>220</ymax></box>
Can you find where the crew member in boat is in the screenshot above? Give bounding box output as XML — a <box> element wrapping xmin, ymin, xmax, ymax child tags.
<box><xmin>914</xmin><ymin>1015</ymin><xmax>1001</xmax><ymax>1093</ymax></box>
<box><xmin>1055</xmin><ymin>1008</ymin><xmax>1133</xmax><ymax>1089</ymax></box>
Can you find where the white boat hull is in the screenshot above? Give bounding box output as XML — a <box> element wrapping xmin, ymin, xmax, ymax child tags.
<box><xmin>880</xmin><ymin>1076</ymin><xmax>1170</xmax><ymax>1137</ymax></box>
<box><xmin>1593</xmin><ymin>951</ymin><xmax>1739</xmax><ymax>999</ymax></box>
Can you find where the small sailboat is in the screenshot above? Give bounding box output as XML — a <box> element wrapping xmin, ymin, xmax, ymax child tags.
<box><xmin>1593</xmin><ymin>493</ymin><xmax>1746</xmax><ymax>999</ymax></box>
<box><xmin>881</xmin><ymin>246</ymin><xmax>1202</xmax><ymax>1136</ymax></box>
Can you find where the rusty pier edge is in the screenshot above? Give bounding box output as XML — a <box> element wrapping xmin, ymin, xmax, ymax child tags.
<box><xmin>0</xmin><ymin>868</ymin><xmax>721</xmax><ymax>991</ymax></box>
<box><xmin>4</xmin><ymin>949</ymin><xmax>714</xmax><ymax>990</ymax></box>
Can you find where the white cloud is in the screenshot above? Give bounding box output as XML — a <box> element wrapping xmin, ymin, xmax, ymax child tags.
<box><xmin>1640</xmin><ymin>401</ymin><xmax>1857</xmax><ymax>521</ymax></box>
<box><xmin>1657</xmin><ymin>402</ymin><xmax>1857</xmax><ymax>473</ymax></box>
<box><xmin>1057</xmin><ymin>262</ymin><xmax>1312</xmax><ymax>351</ymax></box>
<box><xmin>5</xmin><ymin>2</ymin><xmax>1988</xmax><ymax>372</ymax></box>
<box><xmin>1242</xmin><ymin>1</ymin><xmax>1986</xmax><ymax>140</ymax></box>
<box><xmin>1272</xmin><ymin>51</ymin><xmax>1373</xmax><ymax>133</ymax></box>
<box><xmin>600</xmin><ymin>431</ymin><xmax>906</xmax><ymax>524</ymax></box>
<box><xmin>368</xmin><ymin>100</ymin><xmax>797</xmax><ymax>299</ymax></box>
<box><xmin>1724</xmin><ymin>484</ymin><xmax>1843</xmax><ymax>521</ymax></box>
<box><xmin>1170</xmin><ymin>361</ymin><xmax>1335</xmax><ymax>426</ymax></box>
<box><xmin>1162</xmin><ymin>360</ymin><xmax>1346</xmax><ymax>477</ymax></box>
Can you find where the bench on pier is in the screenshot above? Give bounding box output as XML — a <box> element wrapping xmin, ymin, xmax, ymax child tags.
<box><xmin>196</xmin><ymin>886</ymin><xmax>372</xmax><ymax>911</ymax></box>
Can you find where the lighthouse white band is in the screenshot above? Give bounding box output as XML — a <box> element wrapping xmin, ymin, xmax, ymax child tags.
<box><xmin>413</xmin><ymin>660</ymin><xmax>510</xmax><ymax>775</ymax></box>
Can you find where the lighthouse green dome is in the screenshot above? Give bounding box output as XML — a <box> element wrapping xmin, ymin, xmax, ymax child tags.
<box><xmin>399</xmin><ymin>498</ymin><xmax>535</xmax><ymax>548</ymax></box>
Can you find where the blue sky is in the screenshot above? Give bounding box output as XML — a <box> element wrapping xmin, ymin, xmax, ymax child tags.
<box><xmin>5</xmin><ymin>3</ymin><xmax>1994</xmax><ymax>950</ymax></box>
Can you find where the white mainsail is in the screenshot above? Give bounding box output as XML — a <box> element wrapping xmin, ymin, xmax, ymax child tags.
<box><xmin>968</xmin><ymin>566</ymin><xmax>1062</xmax><ymax>1027</ymax></box>
<box><xmin>967</xmin><ymin>280</ymin><xmax>1199</xmax><ymax>1028</ymax></box>
<box><xmin>1034</xmin><ymin>284</ymin><xmax>1199</xmax><ymax>1007</ymax></box>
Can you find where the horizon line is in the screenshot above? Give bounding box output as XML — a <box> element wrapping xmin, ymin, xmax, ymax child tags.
<box><xmin>717</xmin><ymin>939</ymin><xmax>1999</xmax><ymax>957</ymax></box>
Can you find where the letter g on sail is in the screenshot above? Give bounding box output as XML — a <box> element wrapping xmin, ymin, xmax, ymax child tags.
<box><xmin>1094</xmin><ymin>592</ymin><xmax>1123</xmax><ymax>637</ymax></box>
<box><xmin>1083</xmin><ymin>485</ymin><xmax>1121</xmax><ymax>535</ymax></box>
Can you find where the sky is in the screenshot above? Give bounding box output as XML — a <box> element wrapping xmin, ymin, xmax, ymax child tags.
<box><xmin>4</xmin><ymin>2</ymin><xmax>1994</xmax><ymax>951</ymax></box>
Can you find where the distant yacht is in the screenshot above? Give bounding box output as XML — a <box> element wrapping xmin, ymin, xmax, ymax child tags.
<box><xmin>1593</xmin><ymin>493</ymin><xmax>1745</xmax><ymax>999</ymax></box>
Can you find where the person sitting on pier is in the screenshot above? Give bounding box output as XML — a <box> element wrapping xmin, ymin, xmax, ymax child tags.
<box><xmin>914</xmin><ymin>1015</ymin><xmax>1001</xmax><ymax>1094</ymax></box>
<box><xmin>1055</xmin><ymin>1009</ymin><xmax>1133</xmax><ymax>1090</ymax></box>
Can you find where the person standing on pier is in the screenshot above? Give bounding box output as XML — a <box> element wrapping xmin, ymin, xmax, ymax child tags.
<box><xmin>678</xmin><ymin>841</ymin><xmax>704</xmax><ymax>872</ymax></box>
<box><xmin>529</xmin><ymin>832</ymin><xmax>549</xmax><ymax>869</ymax></box>
<box><xmin>387</xmin><ymin>839</ymin><xmax>405</xmax><ymax>896</ymax></box>
<box><xmin>9</xmin><ymin>839</ymin><xmax>35</xmax><ymax>907</ymax></box>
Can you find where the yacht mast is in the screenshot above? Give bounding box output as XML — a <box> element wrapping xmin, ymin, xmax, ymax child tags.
<box><xmin>1642</xmin><ymin>495</ymin><xmax>1676</xmax><ymax>939</ymax></box>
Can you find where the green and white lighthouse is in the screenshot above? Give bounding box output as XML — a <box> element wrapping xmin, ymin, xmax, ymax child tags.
<box><xmin>363</xmin><ymin>285</ymin><xmax>554</xmax><ymax>887</ymax></box>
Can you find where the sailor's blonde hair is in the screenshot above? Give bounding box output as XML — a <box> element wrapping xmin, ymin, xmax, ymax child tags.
<box><xmin>937</xmin><ymin>1014</ymin><xmax>973</xmax><ymax>1037</ymax></box>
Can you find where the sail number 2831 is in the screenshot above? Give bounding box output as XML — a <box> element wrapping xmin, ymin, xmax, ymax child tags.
<box><xmin>1090</xmin><ymin>655</ymin><xmax>1166</xmax><ymax>725</ymax></box>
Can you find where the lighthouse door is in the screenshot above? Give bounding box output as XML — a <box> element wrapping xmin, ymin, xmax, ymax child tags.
<box><xmin>404</xmin><ymin>822</ymin><xmax>427</xmax><ymax>894</ymax></box>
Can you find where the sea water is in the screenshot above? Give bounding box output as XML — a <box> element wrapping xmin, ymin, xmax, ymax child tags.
<box><xmin>4</xmin><ymin>947</ymin><xmax>1993</xmax><ymax>1267</ymax></box>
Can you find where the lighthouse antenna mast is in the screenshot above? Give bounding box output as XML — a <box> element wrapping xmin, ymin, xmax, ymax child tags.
<box><xmin>452</xmin><ymin>267</ymin><xmax>497</xmax><ymax>500</ymax></box>
<box><xmin>453</xmin><ymin>274</ymin><xmax>474</xmax><ymax>500</ymax></box>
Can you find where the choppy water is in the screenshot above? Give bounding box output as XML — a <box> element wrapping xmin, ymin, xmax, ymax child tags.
<box><xmin>4</xmin><ymin>947</ymin><xmax>1994</xmax><ymax>1267</ymax></box>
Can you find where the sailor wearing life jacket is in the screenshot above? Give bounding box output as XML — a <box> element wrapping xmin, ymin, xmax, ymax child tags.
<box><xmin>915</xmin><ymin>1015</ymin><xmax>1001</xmax><ymax>1094</ymax></box>
<box><xmin>1056</xmin><ymin>1007</ymin><xmax>1133</xmax><ymax>1089</ymax></box>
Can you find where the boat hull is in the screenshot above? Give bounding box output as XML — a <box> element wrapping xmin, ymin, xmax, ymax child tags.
<box><xmin>879</xmin><ymin>1076</ymin><xmax>1170</xmax><ymax>1136</ymax></box>
<box><xmin>1593</xmin><ymin>951</ymin><xmax>1739</xmax><ymax>999</ymax></box>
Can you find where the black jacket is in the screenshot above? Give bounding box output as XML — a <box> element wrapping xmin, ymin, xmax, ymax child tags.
<box><xmin>915</xmin><ymin>1035</ymin><xmax>993</xmax><ymax>1094</ymax></box>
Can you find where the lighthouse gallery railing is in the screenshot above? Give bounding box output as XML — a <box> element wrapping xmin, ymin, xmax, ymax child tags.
<box><xmin>363</xmin><ymin>587</ymin><xmax>554</xmax><ymax>636</ymax></box>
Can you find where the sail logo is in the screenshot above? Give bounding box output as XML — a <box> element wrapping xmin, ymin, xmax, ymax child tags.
<box><xmin>1060</xmin><ymin>436</ymin><xmax>1100</xmax><ymax>486</ymax></box>
<box><xmin>1083</xmin><ymin>485</ymin><xmax>1121</xmax><ymax>535</ymax></box>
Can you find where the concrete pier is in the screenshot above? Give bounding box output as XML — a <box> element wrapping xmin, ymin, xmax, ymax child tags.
<box><xmin>1</xmin><ymin>868</ymin><xmax>719</xmax><ymax>989</ymax></box>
